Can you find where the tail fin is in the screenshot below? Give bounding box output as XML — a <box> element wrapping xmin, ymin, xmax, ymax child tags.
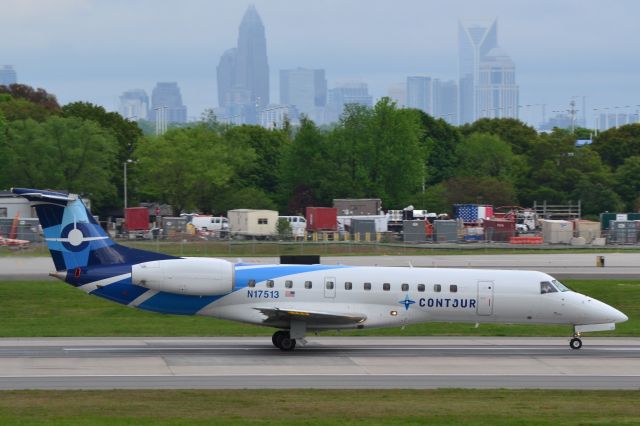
<box><xmin>12</xmin><ymin>188</ymin><xmax>175</xmax><ymax>271</ymax></box>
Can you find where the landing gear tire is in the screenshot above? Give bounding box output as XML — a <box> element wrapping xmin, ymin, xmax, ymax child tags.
<box><xmin>570</xmin><ymin>337</ymin><xmax>582</xmax><ymax>350</ymax></box>
<box><xmin>279</xmin><ymin>336</ymin><xmax>296</xmax><ymax>351</ymax></box>
<box><xmin>272</xmin><ymin>330</ymin><xmax>287</xmax><ymax>348</ymax></box>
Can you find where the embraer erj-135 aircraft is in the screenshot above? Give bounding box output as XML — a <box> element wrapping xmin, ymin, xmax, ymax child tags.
<box><xmin>13</xmin><ymin>188</ymin><xmax>628</xmax><ymax>351</ymax></box>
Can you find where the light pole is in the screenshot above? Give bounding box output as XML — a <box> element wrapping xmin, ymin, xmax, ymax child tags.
<box><xmin>123</xmin><ymin>159</ymin><xmax>135</xmax><ymax>210</ymax></box>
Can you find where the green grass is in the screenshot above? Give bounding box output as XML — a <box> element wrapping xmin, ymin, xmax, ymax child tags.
<box><xmin>0</xmin><ymin>279</ymin><xmax>637</xmax><ymax>337</ymax></box>
<box><xmin>0</xmin><ymin>389</ymin><xmax>638</xmax><ymax>425</ymax></box>
<box><xmin>5</xmin><ymin>240</ymin><xmax>640</xmax><ymax>257</ymax></box>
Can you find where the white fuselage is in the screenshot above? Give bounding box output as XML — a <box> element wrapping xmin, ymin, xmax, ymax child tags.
<box><xmin>199</xmin><ymin>265</ymin><xmax>627</xmax><ymax>331</ymax></box>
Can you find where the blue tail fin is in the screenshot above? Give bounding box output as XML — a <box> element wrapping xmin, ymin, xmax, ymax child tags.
<box><xmin>12</xmin><ymin>188</ymin><xmax>176</xmax><ymax>271</ymax></box>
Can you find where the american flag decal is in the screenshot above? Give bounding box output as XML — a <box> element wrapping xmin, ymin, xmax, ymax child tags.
<box><xmin>285</xmin><ymin>290</ymin><xmax>295</xmax><ymax>297</ymax></box>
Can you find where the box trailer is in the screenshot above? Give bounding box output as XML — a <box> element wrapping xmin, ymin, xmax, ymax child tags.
<box><xmin>306</xmin><ymin>207</ymin><xmax>338</xmax><ymax>231</ymax></box>
<box><xmin>124</xmin><ymin>207</ymin><xmax>149</xmax><ymax>231</ymax></box>
<box><xmin>228</xmin><ymin>209</ymin><xmax>278</xmax><ymax>238</ymax></box>
<box><xmin>333</xmin><ymin>198</ymin><xmax>382</xmax><ymax>216</ymax></box>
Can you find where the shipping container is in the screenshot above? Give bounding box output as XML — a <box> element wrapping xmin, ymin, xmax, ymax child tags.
<box><xmin>124</xmin><ymin>207</ymin><xmax>149</xmax><ymax>231</ymax></box>
<box><xmin>600</xmin><ymin>212</ymin><xmax>640</xmax><ymax>230</ymax></box>
<box><xmin>573</xmin><ymin>220</ymin><xmax>601</xmax><ymax>243</ymax></box>
<box><xmin>453</xmin><ymin>204</ymin><xmax>494</xmax><ymax>224</ymax></box>
<box><xmin>228</xmin><ymin>209</ymin><xmax>278</xmax><ymax>238</ymax></box>
<box><xmin>403</xmin><ymin>220</ymin><xmax>427</xmax><ymax>243</ymax></box>
<box><xmin>608</xmin><ymin>220</ymin><xmax>639</xmax><ymax>244</ymax></box>
<box><xmin>434</xmin><ymin>220</ymin><xmax>458</xmax><ymax>242</ymax></box>
<box><xmin>338</xmin><ymin>215</ymin><xmax>388</xmax><ymax>233</ymax></box>
<box><xmin>483</xmin><ymin>219</ymin><xmax>516</xmax><ymax>242</ymax></box>
<box><xmin>540</xmin><ymin>219</ymin><xmax>573</xmax><ymax>244</ymax></box>
<box><xmin>333</xmin><ymin>198</ymin><xmax>382</xmax><ymax>216</ymax></box>
<box><xmin>306</xmin><ymin>207</ymin><xmax>337</xmax><ymax>231</ymax></box>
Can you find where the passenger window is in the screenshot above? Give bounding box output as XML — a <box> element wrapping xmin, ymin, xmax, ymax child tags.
<box><xmin>364</xmin><ymin>282</ymin><xmax>371</xmax><ymax>291</ymax></box>
<box><xmin>285</xmin><ymin>280</ymin><xmax>293</xmax><ymax>289</ymax></box>
<box><xmin>266</xmin><ymin>280</ymin><xmax>274</xmax><ymax>288</ymax></box>
<box><xmin>248</xmin><ymin>279</ymin><xmax>256</xmax><ymax>288</ymax></box>
<box><xmin>345</xmin><ymin>282</ymin><xmax>353</xmax><ymax>290</ymax></box>
<box><xmin>434</xmin><ymin>284</ymin><xmax>442</xmax><ymax>292</ymax></box>
<box><xmin>383</xmin><ymin>283</ymin><xmax>391</xmax><ymax>291</ymax></box>
<box><xmin>417</xmin><ymin>284</ymin><xmax>425</xmax><ymax>292</ymax></box>
<box><xmin>450</xmin><ymin>285</ymin><xmax>458</xmax><ymax>293</ymax></box>
<box><xmin>540</xmin><ymin>281</ymin><xmax>557</xmax><ymax>294</ymax></box>
<box><xmin>401</xmin><ymin>283</ymin><xmax>409</xmax><ymax>292</ymax></box>
<box><xmin>305</xmin><ymin>280</ymin><xmax>312</xmax><ymax>289</ymax></box>
<box><xmin>326</xmin><ymin>281</ymin><xmax>334</xmax><ymax>290</ymax></box>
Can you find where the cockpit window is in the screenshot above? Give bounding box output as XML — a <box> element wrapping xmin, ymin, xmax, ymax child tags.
<box><xmin>552</xmin><ymin>280</ymin><xmax>570</xmax><ymax>292</ymax></box>
<box><xmin>540</xmin><ymin>281</ymin><xmax>558</xmax><ymax>294</ymax></box>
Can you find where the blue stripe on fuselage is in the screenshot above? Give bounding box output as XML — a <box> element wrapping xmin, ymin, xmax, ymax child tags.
<box><xmin>234</xmin><ymin>264</ymin><xmax>349</xmax><ymax>288</ymax></box>
<box><xmin>137</xmin><ymin>292</ymin><xmax>222</xmax><ymax>315</ymax></box>
<box><xmin>90</xmin><ymin>280</ymin><xmax>148</xmax><ymax>305</ymax></box>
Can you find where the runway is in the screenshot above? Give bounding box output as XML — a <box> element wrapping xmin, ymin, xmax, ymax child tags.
<box><xmin>1</xmin><ymin>337</ymin><xmax>638</xmax><ymax>390</ymax></box>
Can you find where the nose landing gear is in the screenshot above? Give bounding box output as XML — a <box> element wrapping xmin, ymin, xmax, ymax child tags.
<box><xmin>569</xmin><ymin>332</ymin><xmax>582</xmax><ymax>350</ymax></box>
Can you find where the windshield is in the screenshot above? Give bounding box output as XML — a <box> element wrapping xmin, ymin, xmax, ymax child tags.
<box><xmin>552</xmin><ymin>279</ymin><xmax>571</xmax><ymax>292</ymax></box>
<box><xmin>540</xmin><ymin>281</ymin><xmax>557</xmax><ymax>294</ymax></box>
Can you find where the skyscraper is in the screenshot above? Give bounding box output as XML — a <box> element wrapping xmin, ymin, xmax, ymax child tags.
<box><xmin>458</xmin><ymin>19</ymin><xmax>498</xmax><ymax>123</ymax></box>
<box><xmin>406</xmin><ymin>76</ymin><xmax>432</xmax><ymax>114</ymax></box>
<box><xmin>150</xmin><ymin>82</ymin><xmax>187</xmax><ymax>124</ymax></box>
<box><xmin>118</xmin><ymin>89</ymin><xmax>149</xmax><ymax>121</ymax></box>
<box><xmin>476</xmin><ymin>48</ymin><xmax>518</xmax><ymax>119</ymax></box>
<box><xmin>280</xmin><ymin>68</ymin><xmax>326</xmax><ymax>120</ymax></box>
<box><xmin>0</xmin><ymin>65</ymin><xmax>17</xmax><ymax>86</ymax></box>
<box><xmin>216</xmin><ymin>5</ymin><xmax>269</xmax><ymax>123</ymax></box>
<box><xmin>326</xmin><ymin>82</ymin><xmax>373</xmax><ymax>122</ymax></box>
<box><xmin>433</xmin><ymin>79</ymin><xmax>458</xmax><ymax>124</ymax></box>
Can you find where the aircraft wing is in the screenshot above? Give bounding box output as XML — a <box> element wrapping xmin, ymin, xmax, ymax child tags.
<box><xmin>254</xmin><ymin>307</ymin><xmax>366</xmax><ymax>326</ymax></box>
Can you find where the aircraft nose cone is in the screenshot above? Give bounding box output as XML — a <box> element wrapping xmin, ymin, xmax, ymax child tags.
<box><xmin>613</xmin><ymin>309</ymin><xmax>628</xmax><ymax>323</ymax></box>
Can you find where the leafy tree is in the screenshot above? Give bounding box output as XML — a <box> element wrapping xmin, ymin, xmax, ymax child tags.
<box><xmin>412</xmin><ymin>110</ymin><xmax>461</xmax><ymax>185</ymax></box>
<box><xmin>0</xmin><ymin>84</ymin><xmax>60</xmax><ymax>112</ymax></box>
<box><xmin>2</xmin><ymin>116</ymin><xmax>118</xmax><ymax>208</ymax></box>
<box><xmin>0</xmin><ymin>97</ymin><xmax>57</xmax><ymax>122</ymax></box>
<box><xmin>614</xmin><ymin>156</ymin><xmax>640</xmax><ymax>210</ymax></box>
<box><xmin>459</xmin><ymin>118</ymin><xmax>538</xmax><ymax>155</ymax></box>
<box><xmin>279</xmin><ymin>116</ymin><xmax>328</xmax><ymax>212</ymax></box>
<box><xmin>443</xmin><ymin>176</ymin><xmax>518</xmax><ymax>207</ymax></box>
<box><xmin>591</xmin><ymin>123</ymin><xmax>640</xmax><ymax>170</ymax></box>
<box><xmin>62</xmin><ymin>102</ymin><xmax>142</xmax><ymax>163</ymax></box>
<box><xmin>134</xmin><ymin>124</ymin><xmax>255</xmax><ymax>215</ymax></box>
<box><xmin>455</xmin><ymin>133</ymin><xmax>518</xmax><ymax>179</ymax></box>
<box><xmin>222</xmin><ymin>125</ymin><xmax>288</xmax><ymax>197</ymax></box>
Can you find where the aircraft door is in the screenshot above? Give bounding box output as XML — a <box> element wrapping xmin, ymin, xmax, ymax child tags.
<box><xmin>324</xmin><ymin>277</ymin><xmax>336</xmax><ymax>299</ymax></box>
<box><xmin>476</xmin><ymin>281</ymin><xmax>494</xmax><ymax>316</ymax></box>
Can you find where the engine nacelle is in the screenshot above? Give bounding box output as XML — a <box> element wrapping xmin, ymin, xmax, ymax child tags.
<box><xmin>131</xmin><ymin>257</ymin><xmax>234</xmax><ymax>296</ymax></box>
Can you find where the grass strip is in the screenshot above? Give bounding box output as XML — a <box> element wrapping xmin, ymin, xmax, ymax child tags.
<box><xmin>0</xmin><ymin>389</ymin><xmax>639</xmax><ymax>425</ymax></box>
<box><xmin>0</xmin><ymin>279</ymin><xmax>637</xmax><ymax>337</ymax></box>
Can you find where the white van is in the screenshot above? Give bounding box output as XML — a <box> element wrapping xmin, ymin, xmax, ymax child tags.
<box><xmin>190</xmin><ymin>215</ymin><xmax>229</xmax><ymax>235</ymax></box>
<box><xmin>279</xmin><ymin>216</ymin><xmax>307</xmax><ymax>238</ymax></box>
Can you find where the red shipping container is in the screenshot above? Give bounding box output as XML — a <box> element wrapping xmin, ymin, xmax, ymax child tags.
<box><xmin>306</xmin><ymin>207</ymin><xmax>337</xmax><ymax>231</ymax></box>
<box><xmin>125</xmin><ymin>207</ymin><xmax>149</xmax><ymax>231</ymax></box>
<box><xmin>483</xmin><ymin>218</ymin><xmax>515</xmax><ymax>242</ymax></box>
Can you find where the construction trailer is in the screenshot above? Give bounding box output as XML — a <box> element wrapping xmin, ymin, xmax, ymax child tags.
<box><xmin>228</xmin><ymin>209</ymin><xmax>278</xmax><ymax>239</ymax></box>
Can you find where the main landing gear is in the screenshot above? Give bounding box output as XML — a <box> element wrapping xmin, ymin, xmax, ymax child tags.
<box><xmin>272</xmin><ymin>330</ymin><xmax>296</xmax><ymax>351</ymax></box>
<box><xmin>569</xmin><ymin>332</ymin><xmax>582</xmax><ymax>350</ymax></box>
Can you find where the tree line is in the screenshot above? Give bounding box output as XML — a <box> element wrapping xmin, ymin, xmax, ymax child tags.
<box><xmin>1</xmin><ymin>84</ymin><xmax>639</xmax><ymax>218</ymax></box>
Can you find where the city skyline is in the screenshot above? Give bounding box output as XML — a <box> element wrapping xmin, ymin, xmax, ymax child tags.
<box><xmin>2</xmin><ymin>0</ymin><xmax>639</xmax><ymax>127</ymax></box>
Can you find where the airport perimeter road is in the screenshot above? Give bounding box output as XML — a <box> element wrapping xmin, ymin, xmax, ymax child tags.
<box><xmin>0</xmin><ymin>337</ymin><xmax>638</xmax><ymax>390</ymax></box>
<box><xmin>3</xmin><ymin>253</ymin><xmax>640</xmax><ymax>280</ymax></box>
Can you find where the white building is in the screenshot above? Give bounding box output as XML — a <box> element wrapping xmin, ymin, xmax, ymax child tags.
<box><xmin>476</xmin><ymin>48</ymin><xmax>519</xmax><ymax>119</ymax></box>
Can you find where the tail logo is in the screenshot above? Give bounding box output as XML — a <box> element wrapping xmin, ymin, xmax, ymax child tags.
<box><xmin>46</xmin><ymin>220</ymin><xmax>109</xmax><ymax>252</ymax></box>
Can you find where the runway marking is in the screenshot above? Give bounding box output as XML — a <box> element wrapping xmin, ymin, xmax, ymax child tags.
<box><xmin>1</xmin><ymin>373</ymin><xmax>640</xmax><ymax>378</ymax></box>
<box><xmin>61</xmin><ymin>346</ymin><xmax>640</xmax><ymax>352</ymax></box>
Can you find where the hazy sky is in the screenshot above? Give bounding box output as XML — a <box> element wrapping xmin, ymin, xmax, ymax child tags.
<box><xmin>2</xmin><ymin>0</ymin><xmax>639</xmax><ymax>125</ymax></box>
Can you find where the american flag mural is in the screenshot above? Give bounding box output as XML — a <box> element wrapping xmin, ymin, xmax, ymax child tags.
<box><xmin>454</xmin><ymin>204</ymin><xmax>493</xmax><ymax>223</ymax></box>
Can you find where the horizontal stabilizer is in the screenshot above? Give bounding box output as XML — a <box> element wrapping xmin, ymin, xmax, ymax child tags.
<box><xmin>254</xmin><ymin>307</ymin><xmax>366</xmax><ymax>325</ymax></box>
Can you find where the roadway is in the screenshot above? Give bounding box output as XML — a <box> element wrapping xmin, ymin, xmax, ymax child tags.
<box><xmin>0</xmin><ymin>337</ymin><xmax>638</xmax><ymax>390</ymax></box>
<box><xmin>3</xmin><ymin>252</ymin><xmax>640</xmax><ymax>280</ymax></box>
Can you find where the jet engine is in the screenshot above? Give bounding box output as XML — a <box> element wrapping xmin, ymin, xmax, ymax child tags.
<box><xmin>131</xmin><ymin>257</ymin><xmax>234</xmax><ymax>296</ymax></box>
